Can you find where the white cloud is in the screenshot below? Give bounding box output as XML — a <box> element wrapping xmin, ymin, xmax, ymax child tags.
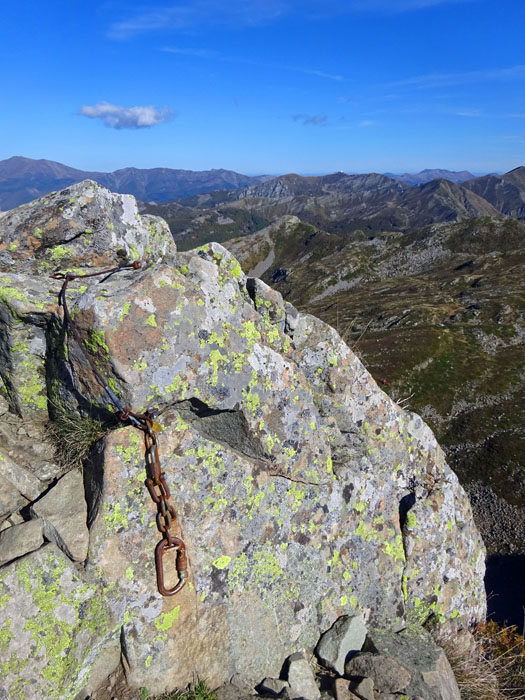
<box><xmin>79</xmin><ymin>102</ymin><xmax>173</xmax><ymax>129</ymax></box>
<box><xmin>292</xmin><ymin>114</ymin><xmax>327</xmax><ymax>126</ymax></box>
<box><xmin>109</xmin><ymin>0</ymin><xmax>477</xmax><ymax>39</ymax></box>
<box><xmin>385</xmin><ymin>65</ymin><xmax>525</xmax><ymax>90</ymax></box>
<box><xmin>162</xmin><ymin>46</ymin><xmax>219</xmax><ymax>58</ymax></box>
<box><xmin>108</xmin><ymin>0</ymin><xmax>288</xmax><ymax>39</ymax></box>
<box><xmin>303</xmin><ymin>69</ymin><xmax>344</xmax><ymax>82</ymax></box>
<box><xmin>161</xmin><ymin>46</ymin><xmax>344</xmax><ymax>82</ymax></box>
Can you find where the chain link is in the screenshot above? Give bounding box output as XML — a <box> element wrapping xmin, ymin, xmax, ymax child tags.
<box><xmin>51</xmin><ymin>263</ymin><xmax>187</xmax><ymax>597</ymax></box>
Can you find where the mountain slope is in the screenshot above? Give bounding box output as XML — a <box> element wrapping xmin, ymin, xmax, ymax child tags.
<box><xmin>463</xmin><ymin>166</ymin><xmax>525</xmax><ymax>218</ymax></box>
<box><xmin>0</xmin><ymin>156</ymin><xmax>272</xmax><ymax>209</ymax></box>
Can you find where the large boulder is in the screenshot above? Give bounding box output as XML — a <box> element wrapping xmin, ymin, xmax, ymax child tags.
<box><xmin>0</xmin><ymin>182</ymin><xmax>486</xmax><ymax>697</ymax></box>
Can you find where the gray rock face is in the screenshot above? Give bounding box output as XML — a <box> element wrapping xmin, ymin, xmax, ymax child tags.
<box><xmin>286</xmin><ymin>653</ymin><xmax>320</xmax><ymax>700</ymax></box>
<box><xmin>0</xmin><ymin>181</ymin><xmax>485</xmax><ymax>698</ymax></box>
<box><xmin>0</xmin><ymin>518</ymin><xmax>44</xmax><ymax>566</ymax></box>
<box><xmin>316</xmin><ymin>615</ymin><xmax>367</xmax><ymax>675</ymax></box>
<box><xmin>0</xmin><ymin>544</ymin><xmax>116</xmax><ymax>700</ymax></box>
<box><xmin>30</xmin><ymin>469</ymin><xmax>89</xmax><ymax>562</ymax></box>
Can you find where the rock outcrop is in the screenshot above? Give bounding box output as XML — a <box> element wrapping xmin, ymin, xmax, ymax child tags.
<box><xmin>0</xmin><ymin>181</ymin><xmax>486</xmax><ymax>699</ymax></box>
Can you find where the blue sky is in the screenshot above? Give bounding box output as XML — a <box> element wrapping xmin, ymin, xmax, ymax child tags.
<box><xmin>1</xmin><ymin>0</ymin><xmax>524</xmax><ymax>174</ymax></box>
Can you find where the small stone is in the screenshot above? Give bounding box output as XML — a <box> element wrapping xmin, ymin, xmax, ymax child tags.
<box><xmin>316</xmin><ymin>615</ymin><xmax>368</xmax><ymax>674</ymax></box>
<box><xmin>0</xmin><ymin>511</ymin><xmax>24</xmax><ymax>532</ymax></box>
<box><xmin>345</xmin><ymin>653</ymin><xmax>410</xmax><ymax>694</ymax></box>
<box><xmin>30</xmin><ymin>469</ymin><xmax>89</xmax><ymax>562</ymax></box>
<box><xmin>287</xmin><ymin>652</ymin><xmax>321</xmax><ymax>700</ymax></box>
<box><xmin>334</xmin><ymin>678</ymin><xmax>360</xmax><ymax>700</ymax></box>
<box><xmin>259</xmin><ymin>678</ymin><xmax>290</xmax><ymax>696</ymax></box>
<box><xmin>352</xmin><ymin>677</ymin><xmax>374</xmax><ymax>700</ymax></box>
<box><xmin>0</xmin><ymin>518</ymin><xmax>44</xmax><ymax>566</ymax></box>
<box><xmin>354</xmin><ymin>678</ymin><xmax>376</xmax><ymax>700</ymax></box>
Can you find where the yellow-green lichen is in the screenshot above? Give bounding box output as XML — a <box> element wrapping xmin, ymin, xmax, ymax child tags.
<box><xmin>155</xmin><ymin>605</ymin><xmax>180</xmax><ymax>631</ymax></box>
<box><xmin>103</xmin><ymin>502</ymin><xmax>128</xmax><ymax>532</ymax></box>
<box><xmin>119</xmin><ymin>301</ymin><xmax>131</xmax><ymax>322</ymax></box>
<box><xmin>213</xmin><ymin>555</ymin><xmax>231</xmax><ymax>570</ymax></box>
<box><xmin>84</xmin><ymin>329</ymin><xmax>109</xmax><ymax>356</ymax></box>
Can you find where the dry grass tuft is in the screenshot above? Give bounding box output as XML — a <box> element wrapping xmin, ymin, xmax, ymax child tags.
<box><xmin>47</xmin><ymin>401</ymin><xmax>111</xmax><ymax>471</ymax></box>
<box><xmin>439</xmin><ymin>621</ymin><xmax>525</xmax><ymax>700</ymax></box>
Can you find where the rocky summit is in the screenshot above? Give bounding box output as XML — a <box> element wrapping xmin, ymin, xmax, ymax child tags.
<box><xmin>0</xmin><ymin>181</ymin><xmax>486</xmax><ymax>699</ymax></box>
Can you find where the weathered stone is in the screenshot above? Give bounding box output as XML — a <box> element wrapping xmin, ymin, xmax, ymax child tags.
<box><xmin>0</xmin><ymin>449</ymin><xmax>45</xmax><ymax>501</ymax></box>
<box><xmin>334</xmin><ymin>678</ymin><xmax>360</xmax><ymax>700</ymax></box>
<box><xmin>0</xmin><ymin>544</ymin><xmax>116</xmax><ymax>700</ymax></box>
<box><xmin>421</xmin><ymin>651</ymin><xmax>461</xmax><ymax>700</ymax></box>
<box><xmin>351</xmin><ymin>677</ymin><xmax>374</xmax><ymax>700</ymax></box>
<box><xmin>0</xmin><ymin>518</ymin><xmax>44</xmax><ymax>565</ymax></box>
<box><xmin>345</xmin><ymin>653</ymin><xmax>410</xmax><ymax>693</ymax></box>
<box><xmin>316</xmin><ymin>615</ymin><xmax>367</xmax><ymax>675</ymax></box>
<box><xmin>0</xmin><ymin>413</ymin><xmax>61</xmax><ymax>483</ymax></box>
<box><xmin>259</xmin><ymin>678</ymin><xmax>290</xmax><ymax>696</ymax></box>
<box><xmin>286</xmin><ymin>652</ymin><xmax>321</xmax><ymax>700</ymax></box>
<box><xmin>30</xmin><ymin>469</ymin><xmax>89</xmax><ymax>562</ymax></box>
<box><xmin>0</xmin><ymin>476</ymin><xmax>28</xmax><ymax>519</ymax></box>
<box><xmin>363</xmin><ymin>627</ymin><xmax>460</xmax><ymax>700</ymax></box>
<box><xmin>0</xmin><ymin>511</ymin><xmax>24</xmax><ymax>532</ymax></box>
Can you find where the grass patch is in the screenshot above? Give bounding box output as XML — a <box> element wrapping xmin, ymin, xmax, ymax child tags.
<box><xmin>46</xmin><ymin>401</ymin><xmax>111</xmax><ymax>471</ymax></box>
<box><xmin>439</xmin><ymin>622</ymin><xmax>525</xmax><ymax>700</ymax></box>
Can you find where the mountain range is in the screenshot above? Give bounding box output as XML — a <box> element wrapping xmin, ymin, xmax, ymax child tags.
<box><xmin>386</xmin><ymin>168</ymin><xmax>476</xmax><ymax>185</ymax></box>
<box><xmin>143</xmin><ymin>166</ymin><xmax>525</xmax><ymax>251</ymax></box>
<box><xmin>0</xmin><ymin>156</ymin><xmax>273</xmax><ymax>210</ymax></box>
<box><xmin>0</xmin><ymin>156</ymin><xmax>498</xmax><ymax>211</ymax></box>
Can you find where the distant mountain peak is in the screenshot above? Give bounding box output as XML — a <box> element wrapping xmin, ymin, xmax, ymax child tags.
<box><xmin>0</xmin><ymin>156</ymin><xmax>272</xmax><ymax>210</ymax></box>
<box><xmin>385</xmin><ymin>169</ymin><xmax>476</xmax><ymax>186</ymax></box>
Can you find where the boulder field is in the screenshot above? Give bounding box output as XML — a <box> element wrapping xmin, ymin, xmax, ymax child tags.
<box><xmin>0</xmin><ymin>181</ymin><xmax>485</xmax><ymax>699</ymax></box>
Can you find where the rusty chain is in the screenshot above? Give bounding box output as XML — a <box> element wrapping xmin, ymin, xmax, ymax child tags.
<box><xmin>51</xmin><ymin>263</ymin><xmax>187</xmax><ymax>596</ymax></box>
